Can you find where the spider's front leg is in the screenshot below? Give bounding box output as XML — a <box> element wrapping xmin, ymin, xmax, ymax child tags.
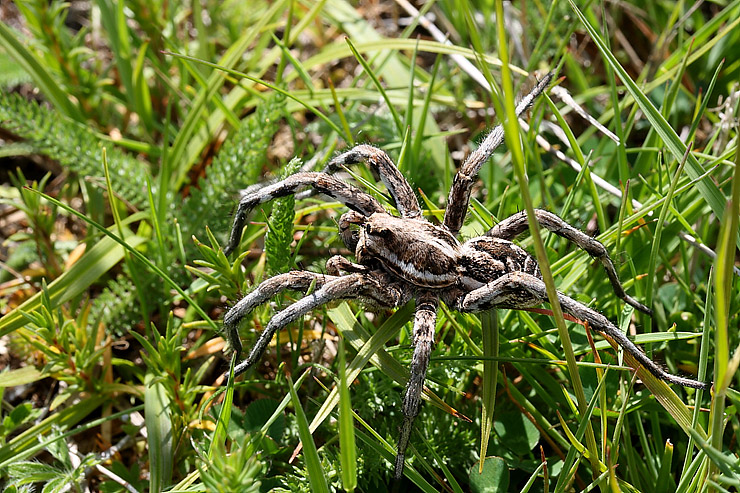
<box><xmin>224</xmin><ymin>270</ymin><xmax>410</xmax><ymax>381</ymax></box>
<box><xmin>326</xmin><ymin>144</ymin><xmax>422</xmax><ymax>219</ymax></box>
<box><xmin>455</xmin><ymin>271</ymin><xmax>710</xmax><ymax>389</ymax></box>
<box><xmin>443</xmin><ymin>73</ymin><xmax>553</xmax><ymax>235</ymax></box>
<box><xmin>487</xmin><ymin>209</ymin><xmax>651</xmax><ymax>314</ymax></box>
<box><xmin>223</xmin><ymin>172</ymin><xmax>384</xmax><ymax>256</ymax></box>
<box><xmin>223</xmin><ymin>271</ymin><xmax>339</xmax><ymax>357</ymax></box>
<box><xmin>394</xmin><ymin>292</ymin><xmax>439</xmax><ymax>480</ymax></box>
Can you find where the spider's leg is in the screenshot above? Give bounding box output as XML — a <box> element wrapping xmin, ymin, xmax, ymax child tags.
<box><xmin>327</xmin><ymin>144</ymin><xmax>423</xmax><ymax>219</ymax></box>
<box><xmin>457</xmin><ymin>271</ymin><xmax>710</xmax><ymax>389</ymax></box>
<box><xmin>443</xmin><ymin>73</ymin><xmax>553</xmax><ymax>235</ymax></box>
<box><xmin>224</xmin><ymin>172</ymin><xmax>385</xmax><ymax>256</ymax></box>
<box><xmin>228</xmin><ymin>272</ymin><xmax>408</xmax><ymax>380</ymax></box>
<box><xmin>228</xmin><ymin>273</ymin><xmax>365</xmax><ymax>380</ymax></box>
<box><xmin>223</xmin><ymin>271</ymin><xmax>339</xmax><ymax>357</ymax></box>
<box><xmin>486</xmin><ymin>209</ymin><xmax>651</xmax><ymax>314</ymax></box>
<box><xmin>394</xmin><ymin>292</ymin><xmax>439</xmax><ymax>480</ymax></box>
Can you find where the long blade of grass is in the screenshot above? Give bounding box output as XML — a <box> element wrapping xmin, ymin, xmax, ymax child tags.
<box><xmin>145</xmin><ymin>373</ymin><xmax>173</xmax><ymax>493</ymax></box>
<box><xmin>645</xmin><ymin>144</ymin><xmax>692</xmax><ymax>309</ymax></box>
<box><xmin>345</xmin><ymin>37</ymin><xmax>403</xmax><ymax>135</ymax></box>
<box><xmin>209</xmin><ymin>356</ymin><xmax>236</xmax><ymax>458</ymax></box>
<box><xmin>493</xmin><ymin>0</ymin><xmax>601</xmax><ymax>478</ymax></box>
<box><xmin>338</xmin><ymin>336</ymin><xmax>357</xmax><ymax>491</ymax></box>
<box><xmin>708</xmin><ymin>132</ymin><xmax>740</xmax><ymax>482</ymax></box>
<box><xmin>286</xmin><ymin>371</ymin><xmax>329</xmax><ymax>493</ymax></box>
<box><xmin>103</xmin><ymin>148</ymin><xmax>150</xmax><ymax>332</ymax></box>
<box><xmin>478</xmin><ymin>310</ymin><xmax>499</xmax><ymax>473</ymax></box>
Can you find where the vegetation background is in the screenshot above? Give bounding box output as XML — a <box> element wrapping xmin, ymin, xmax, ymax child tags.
<box><xmin>0</xmin><ymin>0</ymin><xmax>738</xmax><ymax>491</ymax></box>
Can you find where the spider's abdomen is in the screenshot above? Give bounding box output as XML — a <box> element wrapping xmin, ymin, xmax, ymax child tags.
<box><xmin>458</xmin><ymin>236</ymin><xmax>540</xmax><ymax>289</ymax></box>
<box><xmin>357</xmin><ymin>213</ymin><xmax>462</xmax><ymax>288</ymax></box>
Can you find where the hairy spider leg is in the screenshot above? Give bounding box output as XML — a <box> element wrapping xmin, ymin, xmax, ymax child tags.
<box><xmin>223</xmin><ymin>271</ymin><xmax>339</xmax><ymax>357</ymax></box>
<box><xmin>326</xmin><ymin>144</ymin><xmax>423</xmax><ymax>219</ymax></box>
<box><xmin>455</xmin><ymin>271</ymin><xmax>710</xmax><ymax>389</ymax></box>
<box><xmin>394</xmin><ymin>292</ymin><xmax>439</xmax><ymax>480</ymax></box>
<box><xmin>223</xmin><ymin>172</ymin><xmax>386</xmax><ymax>256</ymax></box>
<box><xmin>443</xmin><ymin>73</ymin><xmax>554</xmax><ymax>235</ymax></box>
<box><xmin>487</xmin><ymin>209</ymin><xmax>652</xmax><ymax>314</ymax></box>
<box><xmin>226</xmin><ymin>272</ymin><xmax>408</xmax><ymax>381</ymax></box>
<box><xmin>228</xmin><ymin>274</ymin><xmax>366</xmax><ymax>379</ymax></box>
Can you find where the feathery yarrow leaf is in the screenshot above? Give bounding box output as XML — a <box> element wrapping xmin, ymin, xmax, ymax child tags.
<box><xmin>0</xmin><ymin>92</ymin><xmax>150</xmax><ymax>207</ymax></box>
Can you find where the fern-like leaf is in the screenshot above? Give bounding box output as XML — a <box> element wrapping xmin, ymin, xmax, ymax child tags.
<box><xmin>92</xmin><ymin>94</ymin><xmax>284</xmax><ymax>332</ymax></box>
<box><xmin>0</xmin><ymin>93</ymin><xmax>150</xmax><ymax>207</ymax></box>
<box><xmin>264</xmin><ymin>156</ymin><xmax>302</xmax><ymax>275</ymax></box>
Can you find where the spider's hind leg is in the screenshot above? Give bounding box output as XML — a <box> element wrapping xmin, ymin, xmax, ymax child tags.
<box><xmin>456</xmin><ymin>271</ymin><xmax>709</xmax><ymax>389</ymax></box>
<box><xmin>394</xmin><ymin>292</ymin><xmax>439</xmax><ymax>480</ymax></box>
<box><xmin>487</xmin><ymin>209</ymin><xmax>651</xmax><ymax>315</ymax></box>
<box><xmin>224</xmin><ymin>172</ymin><xmax>385</xmax><ymax>256</ymax></box>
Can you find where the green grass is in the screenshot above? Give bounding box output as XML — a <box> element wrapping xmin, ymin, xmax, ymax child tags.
<box><xmin>1</xmin><ymin>1</ymin><xmax>739</xmax><ymax>491</ymax></box>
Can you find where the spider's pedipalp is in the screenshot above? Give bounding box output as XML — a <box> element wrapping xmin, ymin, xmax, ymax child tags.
<box><xmin>487</xmin><ymin>209</ymin><xmax>651</xmax><ymax>314</ymax></box>
<box><xmin>327</xmin><ymin>144</ymin><xmax>422</xmax><ymax>219</ymax></box>
<box><xmin>443</xmin><ymin>73</ymin><xmax>553</xmax><ymax>235</ymax></box>
<box><xmin>455</xmin><ymin>271</ymin><xmax>709</xmax><ymax>389</ymax></box>
<box><xmin>325</xmin><ymin>255</ymin><xmax>367</xmax><ymax>275</ymax></box>
<box><xmin>224</xmin><ymin>172</ymin><xmax>385</xmax><ymax>256</ymax></box>
<box><xmin>338</xmin><ymin>211</ymin><xmax>365</xmax><ymax>251</ymax></box>
<box><xmin>394</xmin><ymin>292</ymin><xmax>439</xmax><ymax>480</ymax></box>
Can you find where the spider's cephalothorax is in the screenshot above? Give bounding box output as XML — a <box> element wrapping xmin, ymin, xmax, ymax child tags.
<box><xmin>219</xmin><ymin>72</ymin><xmax>710</xmax><ymax>481</ymax></box>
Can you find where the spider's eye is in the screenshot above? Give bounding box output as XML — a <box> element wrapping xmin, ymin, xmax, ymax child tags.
<box><xmin>365</xmin><ymin>224</ymin><xmax>391</xmax><ymax>238</ymax></box>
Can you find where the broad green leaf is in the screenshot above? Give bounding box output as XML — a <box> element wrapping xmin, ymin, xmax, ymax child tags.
<box><xmin>145</xmin><ymin>373</ymin><xmax>173</xmax><ymax>493</ymax></box>
<box><xmin>469</xmin><ymin>457</ymin><xmax>510</xmax><ymax>493</ymax></box>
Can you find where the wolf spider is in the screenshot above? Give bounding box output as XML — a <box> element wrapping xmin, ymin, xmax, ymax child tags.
<box><xmin>220</xmin><ymin>72</ymin><xmax>709</xmax><ymax>480</ymax></box>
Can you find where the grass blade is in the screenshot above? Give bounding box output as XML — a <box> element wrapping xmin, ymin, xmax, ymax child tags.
<box><xmin>478</xmin><ymin>310</ymin><xmax>499</xmax><ymax>473</ymax></box>
<box><xmin>145</xmin><ymin>373</ymin><xmax>173</xmax><ymax>492</ymax></box>
<box><xmin>338</xmin><ymin>337</ymin><xmax>357</xmax><ymax>491</ymax></box>
<box><xmin>286</xmin><ymin>371</ymin><xmax>329</xmax><ymax>493</ymax></box>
